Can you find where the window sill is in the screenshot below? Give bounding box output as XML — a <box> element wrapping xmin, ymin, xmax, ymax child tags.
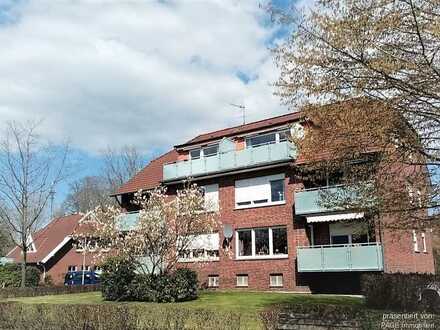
<box><xmin>235</xmin><ymin>254</ymin><xmax>288</xmax><ymax>261</ymax></box>
<box><xmin>269</xmin><ymin>286</ymin><xmax>283</xmax><ymax>288</ymax></box>
<box><xmin>236</xmin><ymin>285</ymin><xmax>249</xmax><ymax>288</ymax></box>
<box><xmin>235</xmin><ymin>201</ymin><xmax>286</xmax><ymax>210</ymax></box>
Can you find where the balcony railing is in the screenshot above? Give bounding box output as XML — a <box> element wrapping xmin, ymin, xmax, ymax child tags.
<box><xmin>297</xmin><ymin>243</ymin><xmax>384</xmax><ymax>272</ymax></box>
<box><xmin>117</xmin><ymin>211</ymin><xmax>140</xmax><ymax>231</ymax></box>
<box><xmin>163</xmin><ymin>141</ymin><xmax>297</xmax><ymax>181</ymax></box>
<box><xmin>294</xmin><ymin>185</ymin><xmax>347</xmax><ymax>215</ymax></box>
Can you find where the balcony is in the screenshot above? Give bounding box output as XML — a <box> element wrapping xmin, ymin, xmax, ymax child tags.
<box><xmin>117</xmin><ymin>211</ymin><xmax>140</xmax><ymax>231</ymax></box>
<box><xmin>295</xmin><ymin>185</ymin><xmax>347</xmax><ymax>215</ymax></box>
<box><xmin>163</xmin><ymin>141</ymin><xmax>296</xmax><ymax>181</ymax></box>
<box><xmin>297</xmin><ymin>243</ymin><xmax>384</xmax><ymax>272</ymax></box>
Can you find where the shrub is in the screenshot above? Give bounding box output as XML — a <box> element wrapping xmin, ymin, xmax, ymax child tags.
<box><xmin>124</xmin><ymin>269</ymin><xmax>198</xmax><ymax>303</ymax></box>
<box><xmin>0</xmin><ymin>302</ymin><xmax>241</xmax><ymax>330</ymax></box>
<box><xmin>100</xmin><ymin>259</ymin><xmax>199</xmax><ymax>302</ymax></box>
<box><xmin>0</xmin><ymin>264</ymin><xmax>40</xmax><ymax>288</ymax></box>
<box><xmin>361</xmin><ymin>273</ymin><xmax>440</xmax><ymax>312</ymax></box>
<box><xmin>0</xmin><ymin>284</ymin><xmax>100</xmax><ymax>299</ymax></box>
<box><xmin>100</xmin><ymin>256</ymin><xmax>136</xmax><ymax>301</ymax></box>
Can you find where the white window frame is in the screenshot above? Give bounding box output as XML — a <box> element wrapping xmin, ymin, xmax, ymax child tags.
<box><xmin>421</xmin><ymin>232</ymin><xmax>427</xmax><ymax>253</ymax></box>
<box><xmin>413</xmin><ymin>230</ymin><xmax>419</xmax><ymax>252</ymax></box>
<box><xmin>270</xmin><ymin>274</ymin><xmax>283</xmax><ymax>287</ymax></box>
<box><xmin>235</xmin><ymin>226</ymin><xmax>288</xmax><ymax>260</ymax></box>
<box><xmin>236</xmin><ymin>275</ymin><xmax>248</xmax><ymax>287</ymax></box>
<box><xmin>178</xmin><ymin>233</ymin><xmax>220</xmax><ymax>263</ymax></box>
<box><xmin>235</xmin><ymin>174</ymin><xmax>286</xmax><ymax>209</ymax></box>
<box><xmin>208</xmin><ymin>275</ymin><xmax>219</xmax><ymax>288</ymax></box>
<box><xmin>201</xmin><ymin>184</ymin><xmax>219</xmax><ymax>212</ymax></box>
<box><xmin>189</xmin><ymin>144</ymin><xmax>219</xmax><ymax>160</ymax></box>
<box><xmin>245</xmin><ymin>130</ymin><xmax>289</xmax><ymax>148</ymax></box>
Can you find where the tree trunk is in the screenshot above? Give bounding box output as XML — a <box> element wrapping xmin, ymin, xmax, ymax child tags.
<box><xmin>21</xmin><ymin>251</ymin><xmax>27</xmax><ymax>288</ymax></box>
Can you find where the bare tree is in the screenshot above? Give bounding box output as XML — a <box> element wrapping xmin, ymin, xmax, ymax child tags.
<box><xmin>0</xmin><ymin>121</ymin><xmax>70</xmax><ymax>287</ymax></box>
<box><xmin>102</xmin><ymin>146</ymin><xmax>144</xmax><ymax>193</ymax></box>
<box><xmin>62</xmin><ymin>176</ymin><xmax>110</xmax><ymax>214</ymax></box>
<box><xmin>0</xmin><ymin>223</ymin><xmax>13</xmax><ymax>256</ymax></box>
<box><xmin>272</xmin><ymin>0</ymin><xmax>440</xmax><ymax>228</ymax></box>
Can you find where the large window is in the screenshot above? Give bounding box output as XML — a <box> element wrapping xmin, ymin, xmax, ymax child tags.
<box><xmin>245</xmin><ymin>130</ymin><xmax>289</xmax><ymax>148</ymax></box>
<box><xmin>235</xmin><ymin>174</ymin><xmax>285</xmax><ymax>209</ymax></box>
<box><xmin>178</xmin><ymin>233</ymin><xmax>220</xmax><ymax>262</ymax></box>
<box><xmin>329</xmin><ymin>222</ymin><xmax>371</xmax><ymax>245</ymax></box>
<box><xmin>189</xmin><ymin>144</ymin><xmax>219</xmax><ymax>160</ymax></box>
<box><xmin>201</xmin><ymin>184</ymin><xmax>219</xmax><ymax>212</ymax></box>
<box><xmin>238</xmin><ymin>230</ymin><xmax>252</xmax><ymax>256</ymax></box>
<box><xmin>236</xmin><ymin>227</ymin><xmax>288</xmax><ymax>259</ymax></box>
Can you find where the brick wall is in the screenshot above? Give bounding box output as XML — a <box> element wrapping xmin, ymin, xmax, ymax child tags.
<box><xmin>44</xmin><ymin>241</ymin><xmax>102</xmax><ymax>285</ymax></box>
<box><xmin>177</xmin><ymin>167</ymin><xmax>310</xmax><ymax>291</ymax></box>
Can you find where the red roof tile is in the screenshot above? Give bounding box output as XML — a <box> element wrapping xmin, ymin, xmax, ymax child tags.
<box><xmin>7</xmin><ymin>214</ymin><xmax>83</xmax><ymax>264</ymax></box>
<box><xmin>114</xmin><ymin>150</ymin><xmax>179</xmax><ymax>195</ymax></box>
<box><xmin>178</xmin><ymin>111</ymin><xmax>303</xmax><ymax>147</ymax></box>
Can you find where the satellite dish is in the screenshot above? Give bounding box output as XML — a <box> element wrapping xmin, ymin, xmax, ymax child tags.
<box><xmin>223</xmin><ymin>224</ymin><xmax>233</xmax><ymax>239</ymax></box>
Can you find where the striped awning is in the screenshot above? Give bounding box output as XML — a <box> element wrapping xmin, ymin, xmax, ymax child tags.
<box><xmin>306</xmin><ymin>212</ymin><xmax>364</xmax><ymax>223</ymax></box>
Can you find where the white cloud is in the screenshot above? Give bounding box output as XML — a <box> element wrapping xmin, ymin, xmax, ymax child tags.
<box><xmin>0</xmin><ymin>0</ymin><xmax>289</xmax><ymax>154</ymax></box>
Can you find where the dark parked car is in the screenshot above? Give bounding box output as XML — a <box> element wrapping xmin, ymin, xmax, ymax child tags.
<box><xmin>64</xmin><ymin>271</ymin><xmax>100</xmax><ymax>286</ymax></box>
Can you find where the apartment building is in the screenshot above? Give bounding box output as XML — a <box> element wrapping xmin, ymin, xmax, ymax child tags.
<box><xmin>114</xmin><ymin>112</ymin><xmax>435</xmax><ymax>293</ymax></box>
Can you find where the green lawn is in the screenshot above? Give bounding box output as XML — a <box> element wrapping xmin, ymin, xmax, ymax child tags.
<box><xmin>3</xmin><ymin>290</ymin><xmax>364</xmax><ymax>329</ymax></box>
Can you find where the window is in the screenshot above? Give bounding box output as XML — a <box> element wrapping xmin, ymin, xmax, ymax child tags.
<box><xmin>329</xmin><ymin>222</ymin><xmax>370</xmax><ymax>245</ymax></box>
<box><xmin>235</xmin><ymin>174</ymin><xmax>285</xmax><ymax>209</ymax></box>
<box><xmin>245</xmin><ymin>130</ymin><xmax>289</xmax><ymax>148</ymax></box>
<box><xmin>272</xmin><ymin>227</ymin><xmax>288</xmax><ymax>255</ymax></box>
<box><xmin>413</xmin><ymin>230</ymin><xmax>419</xmax><ymax>252</ymax></box>
<box><xmin>246</xmin><ymin>133</ymin><xmax>276</xmax><ymax>147</ymax></box>
<box><xmin>26</xmin><ymin>235</ymin><xmax>36</xmax><ymax>253</ymax></box>
<box><xmin>422</xmin><ymin>233</ymin><xmax>427</xmax><ymax>253</ymax></box>
<box><xmin>189</xmin><ymin>144</ymin><xmax>219</xmax><ymax>159</ymax></box>
<box><xmin>238</xmin><ymin>230</ymin><xmax>252</xmax><ymax>256</ymax></box>
<box><xmin>190</xmin><ymin>149</ymin><xmax>201</xmax><ymax>160</ymax></box>
<box><xmin>178</xmin><ymin>233</ymin><xmax>220</xmax><ymax>262</ymax></box>
<box><xmin>81</xmin><ymin>265</ymin><xmax>91</xmax><ymax>271</ymax></box>
<box><xmin>236</xmin><ymin>227</ymin><xmax>288</xmax><ymax>259</ymax></box>
<box><xmin>270</xmin><ymin>274</ymin><xmax>283</xmax><ymax>287</ymax></box>
<box><xmin>270</xmin><ymin>179</ymin><xmax>285</xmax><ymax>202</ymax></box>
<box><xmin>236</xmin><ymin>275</ymin><xmax>248</xmax><ymax>287</ymax></box>
<box><xmin>208</xmin><ymin>275</ymin><xmax>219</xmax><ymax>288</ymax></box>
<box><xmin>255</xmin><ymin>228</ymin><xmax>270</xmax><ymax>256</ymax></box>
<box><xmin>201</xmin><ymin>184</ymin><xmax>219</xmax><ymax>211</ymax></box>
<box><xmin>67</xmin><ymin>265</ymin><xmax>77</xmax><ymax>272</ymax></box>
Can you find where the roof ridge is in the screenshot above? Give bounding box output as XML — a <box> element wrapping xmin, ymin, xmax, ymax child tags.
<box><xmin>186</xmin><ymin>111</ymin><xmax>300</xmax><ymax>142</ymax></box>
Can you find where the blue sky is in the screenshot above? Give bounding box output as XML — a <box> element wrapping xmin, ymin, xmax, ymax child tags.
<box><xmin>0</xmin><ymin>0</ymin><xmax>311</xmax><ymax>208</ymax></box>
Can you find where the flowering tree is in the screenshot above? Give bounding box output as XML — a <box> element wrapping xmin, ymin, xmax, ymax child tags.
<box><xmin>74</xmin><ymin>184</ymin><xmax>220</xmax><ymax>275</ymax></box>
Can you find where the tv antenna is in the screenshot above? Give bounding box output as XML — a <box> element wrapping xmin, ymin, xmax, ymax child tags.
<box><xmin>230</xmin><ymin>103</ymin><xmax>246</xmax><ymax>125</ymax></box>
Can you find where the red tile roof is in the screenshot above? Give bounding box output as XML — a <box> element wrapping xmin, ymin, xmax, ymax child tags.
<box><xmin>114</xmin><ymin>150</ymin><xmax>179</xmax><ymax>195</ymax></box>
<box><xmin>178</xmin><ymin>111</ymin><xmax>303</xmax><ymax>147</ymax></box>
<box><xmin>7</xmin><ymin>214</ymin><xmax>83</xmax><ymax>264</ymax></box>
<box><xmin>114</xmin><ymin>112</ymin><xmax>303</xmax><ymax>195</ymax></box>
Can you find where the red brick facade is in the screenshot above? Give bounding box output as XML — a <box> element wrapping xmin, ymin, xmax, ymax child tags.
<box><xmin>115</xmin><ymin>112</ymin><xmax>436</xmax><ymax>293</ymax></box>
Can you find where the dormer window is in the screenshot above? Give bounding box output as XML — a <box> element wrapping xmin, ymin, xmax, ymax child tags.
<box><xmin>189</xmin><ymin>144</ymin><xmax>219</xmax><ymax>160</ymax></box>
<box><xmin>245</xmin><ymin>130</ymin><xmax>289</xmax><ymax>148</ymax></box>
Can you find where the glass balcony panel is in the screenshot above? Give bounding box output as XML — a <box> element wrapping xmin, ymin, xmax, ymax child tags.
<box><xmin>297</xmin><ymin>243</ymin><xmax>383</xmax><ymax>272</ymax></box>
<box><xmin>295</xmin><ymin>186</ymin><xmax>346</xmax><ymax>215</ymax></box>
<box><xmin>117</xmin><ymin>212</ymin><xmax>140</xmax><ymax>231</ymax></box>
<box><xmin>163</xmin><ymin>141</ymin><xmax>296</xmax><ymax>181</ymax></box>
<box><xmin>205</xmin><ymin>155</ymin><xmax>220</xmax><ymax>173</ymax></box>
<box><xmin>190</xmin><ymin>158</ymin><xmax>205</xmax><ymax>176</ymax></box>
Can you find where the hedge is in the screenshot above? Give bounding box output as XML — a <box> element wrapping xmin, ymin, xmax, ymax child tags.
<box><xmin>0</xmin><ymin>302</ymin><xmax>241</xmax><ymax>330</ymax></box>
<box><xmin>0</xmin><ymin>264</ymin><xmax>40</xmax><ymax>288</ymax></box>
<box><xmin>260</xmin><ymin>303</ymin><xmax>440</xmax><ymax>330</ymax></box>
<box><xmin>0</xmin><ymin>284</ymin><xmax>100</xmax><ymax>299</ymax></box>
<box><xmin>361</xmin><ymin>273</ymin><xmax>440</xmax><ymax>312</ymax></box>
